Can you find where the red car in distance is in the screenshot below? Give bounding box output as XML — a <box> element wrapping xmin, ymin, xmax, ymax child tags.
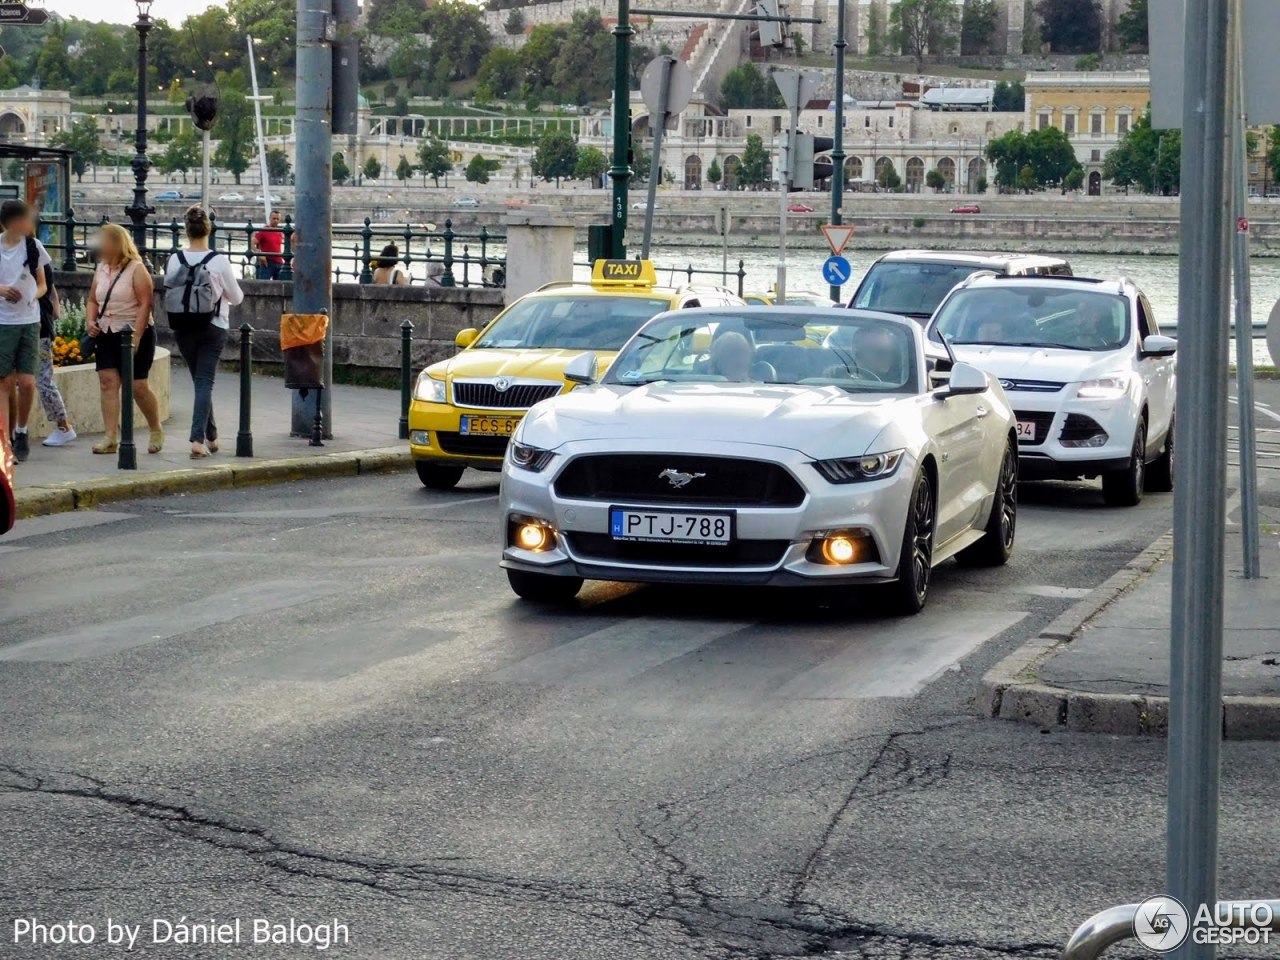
<box><xmin>950</xmin><ymin>203</ymin><xmax>982</xmax><ymax>214</ymax></box>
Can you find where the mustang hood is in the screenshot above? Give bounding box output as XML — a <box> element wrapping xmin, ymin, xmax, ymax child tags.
<box><xmin>520</xmin><ymin>382</ymin><xmax>904</xmax><ymax>460</ymax></box>
<box><xmin>428</xmin><ymin>348</ymin><xmax>619</xmax><ymax>380</ymax></box>
<box><xmin>950</xmin><ymin>344</ymin><xmax>1128</xmax><ymax>384</ymax></box>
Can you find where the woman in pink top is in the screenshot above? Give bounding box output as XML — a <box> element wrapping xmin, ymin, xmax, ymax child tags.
<box><xmin>85</xmin><ymin>224</ymin><xmax>164</xmax><ymax>454</ymax></box>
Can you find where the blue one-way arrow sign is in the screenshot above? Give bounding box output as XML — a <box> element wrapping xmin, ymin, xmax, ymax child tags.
<box><xmin>822</xmin><ymin>255</ymin><xmax>851</xmax><ymax>287</ymax></box>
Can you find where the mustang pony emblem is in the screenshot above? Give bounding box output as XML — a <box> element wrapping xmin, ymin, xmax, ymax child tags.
<box><xmin>659</xmin><ymin>468</ymin><xmax>706</xmax><ymax>488</ymax></box>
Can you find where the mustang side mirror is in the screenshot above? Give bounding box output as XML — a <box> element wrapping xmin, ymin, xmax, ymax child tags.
<box><xmin>1140</xmin><ymin>334</ymin><xmax>1177</xmax><ymax>358</ymax></box>
<box><xmin>564</xmin><ymin>351</ymin><xmax>598</xmax><ymax>385</ymax></box>
<box><xmin>942</xmin><ymin>361</ymin><xmax>987</xmax><ymax>397</ymax></box>
<box><xmin>455</xmin><ymin>328</ymin><xmax>478</xmax><ymax>349</ymax></box>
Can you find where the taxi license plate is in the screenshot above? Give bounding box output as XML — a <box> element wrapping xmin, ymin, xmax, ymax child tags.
<box><xmin>610</xmin><ymin>508</ymin><xmax>734</xmax><ymax>545</ymax></box>
<box><xmin>1015</xmin><ymin>420</ymin><xmax>1037</xmax><ymax>442</ymax></box>
<box><xmin>460</xmin><ymin>415</ymin><xmax>520</xmax><ymax>437</ymax></box>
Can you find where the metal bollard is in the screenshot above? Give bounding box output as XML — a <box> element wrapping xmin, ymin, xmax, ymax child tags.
<box><xmin>117</xmin><ymin>326</ymin><xmax>137</xmax><ymax>470</ymax></box>
<box><xmin>236</xmin><ymin>322</ymin><xmax>254</xmax><ymax>457</ymax></box>
<box><xmin>398</xmin><ymin>319</ymin><xmax>413</xmax><ymax>440</ymax></box>
<box><xmin>309</xmin><ymin>386</ymin><xmax>325</xmax><ymax>447</ymax></box>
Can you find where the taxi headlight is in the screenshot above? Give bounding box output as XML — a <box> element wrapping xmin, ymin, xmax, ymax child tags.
<box><xmin>415</xmin><ymin>374</ymin><xmax>447</xmax><ymax>403</ymax></box>
<box><xmin>813</xmin><ymin>449</ymin><xmax>905</xmax><ymax>484</ymax></box>
<box><xmin>509</xmin><ymin>442</ymin><xmax>556</xmax><ymax>472</ymax></box>
<box><xmin>1075</xmin><ymin>375</ymin><xmax>1132</xmax><ymax>400</ymax></box>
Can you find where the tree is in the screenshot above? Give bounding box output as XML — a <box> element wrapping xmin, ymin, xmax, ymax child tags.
<box><xmin>366</xmin><ymin>0</ymin><xmax>424</xmax><ymax>34</ymax></box>
<box><xmin>464</xmin><ymin>153</ymin><xmax>500</xmax><ymax>183</ymax></box>
<box><xmin>1035</xmin><ymin>0</ymin><xmax>1102</xmax><ymax>53</ymax></box>
<box><xmin>425</xmin><ymin>1</ymin><xmax>493</xmax><ymax>80</ymax></box>
<box><xmin>213</xmin><ymin>91</ymin><xmax>254</xmax><ymax>184</ymax></box>
<box><xmin>889</xmin><ymin>0</ymin><xmax>960</xmax><ymax>66</ymax></box>
<box><xmin>396</xmin><ymin>154</ymin><xmax>414</xmax><ymax>183</ymax></box>
<box><xmin>158</xmin><ymin>127</ymin><xmax>200</xmax><ymax>182</ymax></box>
<box><xmin>266</xmin><ymin>148</ymin><xmax>291</xmax><ymax>184</ymax></box>
<box><xmin>1116</xmin><ymin>0</ymin><xmax>1149</xmax><ymax>48</ymax></box>
<box><xmin>1017</xmin><ymin>165</ymin><xmax>1036</xmax><ymax>192</ymax></box>
<box><xmin>975</xmin><ymin>174</ymin><xmax>988</xmax><ymax>194</ymax></box>
<box><xmin>926</xmin><ymin>169</ymin><xmax>947</xmax><ymax>191</ymax></box>
<box><xmin>476</xmin><ymin>48</ymin><xmax>524</xmax><ymax>100</ymax></box>
<box><xmin>332</xmin><ymin>152</ymin><xmax>351</xmax><ymax>185</ymax></box>
<box><xmin>877</xmin><ymin>160</ymin><xmax>901</xmax><ymax>190</ymax></box>
<box><xmin>1064</xmin><ymin>166</ymin><xmax>1085</xmax><ymax>192</ymax></box>
<box><xmin>364</xmin><ymin>155</ymin><xmax>382</xmax><ymax>181</ymax></box>
<box><xmin>960</xmin><ymin>0</ymin><xmax>999</xmax><ymax>54</ymax></box>
<box><xmin>34</xmin><ymin>23</ymin><xmax>73</xmax><ymax>90</ymax></box>
<box><xmin>720</xmin><ymin>62</ymin><xmax>784</xmax><ymax>110</ymax></box>
<box><xmin>573</xmin><ymin>146</ymin><xmax>608</xmax><ymax>187</ymax></box>
<box><xmin>1102</xmin><ymin>110</ymin><xmax>1181</xmax><ymax>194</ymax></box>
<box><xmin>706</xmin><ymin>157</ymin><xmax>723</xmax><ymax>185</ymax></box>
<box><xmin>992</xmin><ymin>80</ymin><xmax>1025</xmax><ymax>112</ymax></box>
<box><xmin>986</xmin><ymin>127</ymin><xmax>1079</xmax><ymax>191</ymax></box>
<box><xmin>738</xmin><ymin>133</ymin><xmax>770</xmax><ymax>188</ymax></box>
<box><xmin>504</xmin><ymin>8</ymin><xmax>526</xmax><ymax>35</ymax></box>
<box><xmin>50</xmin><ymin>117</ymin><xmax>102</xmax><ymax>182</ymax></box>
<box><xmin>417</xmin><ymin>137</ymin><xmax>453</xmax><ymax>186</ymax></box>
<box><xmin>1268</xmin><ymin>127</ymin><xmax>1280</xmax><ymax>195</ymax></box>
<box><xmin>531</xmin><ymin>128</ymin><xmax>578</xmax><ymax>186</ymax></box>
<box><xmin>229</xmin><ymin>0</ymin><xmax>297</xmax><ymax>75</ymax></box>
<box><xmin>866</xmin><ymin>2</ymin><xmax>886</xmax><ymax>55</ymax></box>
<box><xmin>546</xmin><ymin>11</ymin><xmax>613</xmax><ymax>104</ymax></box>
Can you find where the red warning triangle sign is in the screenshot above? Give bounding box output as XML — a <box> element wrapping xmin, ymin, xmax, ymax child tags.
<box><xmin>821</xmin><ymin>224</ymin><xmax>854</xmax><ymax>256</ymax></box>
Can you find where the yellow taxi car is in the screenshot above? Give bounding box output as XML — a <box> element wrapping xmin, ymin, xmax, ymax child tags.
<box><xmin>408</xmin><ymin>259</ymin><xmax>744</xmax><ymax>488</ymax></box>
<box><xmin>744</xmin><ymin>290</ymin><xmax>839</xmax><ymax>308</ymax></box>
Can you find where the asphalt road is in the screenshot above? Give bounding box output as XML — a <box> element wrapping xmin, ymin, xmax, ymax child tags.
<box><xmin>2</xmin><ymin>391</ymin><xmax>1280</xmax><ymax>960</ymax></box>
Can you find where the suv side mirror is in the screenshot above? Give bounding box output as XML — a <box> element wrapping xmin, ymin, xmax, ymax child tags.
<box><xmin>1140</xmin><ymin>334</ymin><xmax>1177</xmax><ymax>358</ymax></box>
<box><xmin>564</xmin><ymin>351</ymin><xmax>598</xmax><ymax>385</ymax></box>
<box><xmin>942</xmin><ymin>361</ymin><xmax>987</xmax><ymax>397</ymax></box>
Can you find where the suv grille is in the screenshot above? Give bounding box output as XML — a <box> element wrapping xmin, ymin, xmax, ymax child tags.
<box><xmin>435</xmin><ymin>432</ymin><xmax>510</xmax><ymax>457</ymax></box>
<box><xmin>453</xmin><ymin>381</ymin><xmax>562</xmax><ymax>409</ymax></box>
<box><xmin>999</xmin><ymin>379</ymin><xmax>1064</xmax><ymax>393</ymax></box>
<box><xmin>566</xmin><ymin>533</ymin><xmax>790</xmax><ymax>568</ymax></box>
<box><xmin>553</xmin><ymin>454</ymin><xmax>806</xmax><ymax>507</ymax></box>
<box><xmin>1013</xmin><ymin>410</ymin><xmax>1057</xmax><ymax>447</ymax></box>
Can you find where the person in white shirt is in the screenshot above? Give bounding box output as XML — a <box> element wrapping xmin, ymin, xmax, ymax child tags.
<box><xmin>163</xmin><ymin>206</ymin><xmax>244</xmax><ymax>458</ymax></box>
<box><xmin>0</xmin><ymin>200</ymin><xmax>49</xmax><ymax>470</ymax></box>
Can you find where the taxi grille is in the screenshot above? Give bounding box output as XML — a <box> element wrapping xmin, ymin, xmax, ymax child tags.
<box><xmin>1013</xmin><ymin>411</ymin><xmax>1057</xmax><ymax>447</ymax></box>
<box><xmin>553</xmin><ymin>454</ymin><xmax>806</xmax><ymax>507</ymax></box>
<box><xmin>435</xmin><ymin>432</ymin><xmax>510</xmax><ymax>457</ymax></box>
<box><xmin>566</xmin><ymin>533</ymin><xmax>790</xmax><ymax>568</ymax></box>
<box><xmin>453</xmin><ymin>381</ymin><xmax>561</xmax><ymax>409</ymax></box>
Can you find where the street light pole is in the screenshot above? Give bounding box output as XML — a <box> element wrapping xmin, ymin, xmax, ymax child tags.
<box><xmin>609</xmin><ymin>0</ymin><xmax>633</xmax><ymax>259</ymax></box>
<box><xmin>125</xmin><ymin>0</ymin><xmax>154</xmax><ymax>256</ymax></box>
<box><xmin>828</xmin><ymin>0</ymin><xmax>846</xmax><ymax>302</ymax></box>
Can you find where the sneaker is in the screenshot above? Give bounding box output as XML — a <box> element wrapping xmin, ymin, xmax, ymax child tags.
<box><xmin>12</xmin><ymin>431</ymin><xmax>28</xmax><ymax>462</ymax></box>
<box><xmin>42</xmin><ymin>426</ymin><xmax>77</xmax><ymax>447</ymax></box>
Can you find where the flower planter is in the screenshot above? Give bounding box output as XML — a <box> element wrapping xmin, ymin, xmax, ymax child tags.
<box><xmin>25</xmin><ymin>347</ymin><xmax>171</xmax><ymax>440</ymax></box>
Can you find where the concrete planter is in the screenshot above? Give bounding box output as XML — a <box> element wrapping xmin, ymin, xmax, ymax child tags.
<box><xmin>26</xmin><ymin>347</ymin><xmax>172</xmax><ymax>440</ymax></box>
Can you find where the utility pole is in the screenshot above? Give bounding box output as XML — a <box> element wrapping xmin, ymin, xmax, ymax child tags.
<box><xmin>608</xmin><ymin>0</ymin><xmax>633</xmax><ymax>259</ymax></box>
<box><xmin>828</xmin><ymin>0</ymin><xmax>847</xmax><ymax>302</ymax></box>
<box><xmin>247</xmin><ymin>35</ymin><xmax>272</xmax><ymax>221</ymax></box>
<box><xmin>291</xmin><ymin>0</ymin><xmax>334</xmax><ymax>437</ymax></box>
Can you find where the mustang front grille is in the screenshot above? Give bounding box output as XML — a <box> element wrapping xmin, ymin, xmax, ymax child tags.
<box><xmin>565</xmin><ymin>533</ymin><xmax>790</xmax><ymax>568</ymax></box>
<box><xmin>553</xmin><ymin>454</ymin><xmax>806</xmax><ymax>506</ymax></box>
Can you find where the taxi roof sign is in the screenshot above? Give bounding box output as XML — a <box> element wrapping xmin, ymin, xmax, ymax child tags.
<box><xmin>591</xmin><ymin>259</ymin><xmax>657</xmax><ymax>287</ymax></box>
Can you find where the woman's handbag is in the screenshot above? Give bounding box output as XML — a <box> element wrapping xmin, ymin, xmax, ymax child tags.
<box><xmin>81</xmin><ymin>265</ymin><xmax>129</xmax><ymax>361</ymax></box>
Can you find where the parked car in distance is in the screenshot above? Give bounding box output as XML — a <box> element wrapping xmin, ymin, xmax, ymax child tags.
<box><xmin>926</xmin><ymin>274</ymin><xmax>1175</xmax><ymax>506</ymax></box>
<box><xmin>632</xmin><ymin>201</ymin><xmax>656</xmax><ymax>211</ymax></box>
<box><xmin>255</xmin><ymin>194</ymin><xmax>282</xmax><ymax>203</ymax></box>
<box><xmin>453</xmin><ymin>196</ymin><xmax>480</xmax><ymax>208</ymax></box>
<box><xmin>218</xmin><ymin>192</ymin><xmax>246</xmax><ymax>202</ymax></box>
<box><xmin>154</xmin><ymin>191</ymin><xmax>183</xmax><ymax>201</ymax></box>
<box><xmin>504</xmin><ymin>198</ymin><xmax>529</xmax><ymax>208</ymax></box>
<box><xmin>950</xmin><ymin>204</ymin><xmax>981</xmax><ymax>214</ymax></box>
<box><xmin>744</xmin><ymin>291</ymin><xmax>838</xmax><ymax>308</ymax></box>
<box><xmin>787</xmin><ymin>202</ymin><xmax>815</xmax><ymax>213</ymax></box>
<box><xmin>847</xmin><ymin>250</ymin><xmax>1074</xmax><ymax>323</ymax></box>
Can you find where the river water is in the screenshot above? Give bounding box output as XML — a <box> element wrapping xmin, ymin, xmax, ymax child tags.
<box><xmin>641</xmin><ymin>246</ymin><xmax>1278</xmax><ymax>366</ymax></box>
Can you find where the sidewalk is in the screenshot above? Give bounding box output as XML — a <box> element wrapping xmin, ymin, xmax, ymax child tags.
<box><xmin>982</xmin><ymin>503</ymin><xmax>1280</xmax><ymax>739</ymax></box>
<box><xmin>12</xmin><ymin>371</ymin><xmax>411</xmax><ymax>517</ymax></box>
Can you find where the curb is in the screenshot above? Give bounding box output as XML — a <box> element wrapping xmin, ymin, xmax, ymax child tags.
<box><xmin>14</xmin><ymin>446</ymin><xmax>412</xmax><ymax>520</ymax></box>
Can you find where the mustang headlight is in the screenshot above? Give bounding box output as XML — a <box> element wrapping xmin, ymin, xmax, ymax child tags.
<box><xmin>1075</xmin><ymin>375</ymin><xmax>1132</xmax><ymax>400</ymax></box>
<box><xmin>415</xmin><ymin>374</ymin><xmax>447</xmax><ymax>403</ymax></box>
<box><xmin>509</xmin><ymin>442</ymin><xmax>556</xmax><ymax>472</ymax></box>
<box><xmin>812</xmin><ymin>449</ymin><xmax>905</xmax><ymax>484</ymax></box>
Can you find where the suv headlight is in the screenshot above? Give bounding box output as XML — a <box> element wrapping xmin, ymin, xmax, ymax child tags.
<box><xmin>813</xmin><ymin>449</ymin><xmax>904</xmax><ymax>484</ymax></box>
<box><xmin>415</xmin><ymin>374</ymin><xmax>447</xmax><ymax>403</ymax></box>
<box><xmin>1075</xmin><ymin>375</ymin><xmax>1132</xmax><ymax>400</ymax></box>
<box><xmin>509</xmin><ymin>442</ymin><xmax>556</xmax><ymax>472</ymax></box>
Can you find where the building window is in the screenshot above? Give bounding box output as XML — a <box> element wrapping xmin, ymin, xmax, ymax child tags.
<box><xmin>888</xmin><ymin>116</ymin><xmax>894</xmax><ymax>128</ymax></box>
<box><xmin>1090</xmin><ymin>113</ymin><xmax>1103</xmax><ymax>135</ymax></box>
<box><xmin>1063</xmin><ymin>113</ymin><xmax>1076</xmax><ymax>136</ymax></box>
<box><xmin>817</xmin><ymin>115</ymin><xmax>824</xmax><ymax>128</ymax></box>
<box><xmin>864</xmin><ymin>116</ymin><xmax>871</xmax><ymax>128</ymax></box>
<box><xmin>1091</xmin><ymin>149</ymin><xmax>1101</xmax><ymax>162</ymax></box>
<box><xmin>1117</xmin><ymin>113</ymin><xmax>1130</xmax><ymax>136</ymax></box>
<box><xmin>1038</xmin><ymin>113</ymin><xmax>1050</xmax><ymax>130</ymax></box>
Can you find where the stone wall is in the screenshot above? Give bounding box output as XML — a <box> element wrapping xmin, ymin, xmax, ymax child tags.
<box><xmin>53</xmin><ymin>273</ymin><xmax>505</xmax><ymax>374</ymax></box>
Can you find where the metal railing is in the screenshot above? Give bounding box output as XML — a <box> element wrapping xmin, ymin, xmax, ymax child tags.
<box><xmin>50</xmin><ymin>212</ymin><xmax>505</xmax><ymax>289</ymax></box>
<box><xmin>1062</xmin><ymin>900</ymin><xmax>1280</xmax><ymax>960</ymax></box>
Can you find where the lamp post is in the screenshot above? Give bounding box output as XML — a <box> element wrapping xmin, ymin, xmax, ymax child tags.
<box><xmin>125</xmin><ymin>0</ymin><xmax>154</xmax><ymax>256</ymax></box>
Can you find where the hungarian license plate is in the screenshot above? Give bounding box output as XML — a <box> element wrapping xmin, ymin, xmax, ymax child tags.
<box><xmin>1015</xmin><ymin>420</ymin><xmax>1037</xmax><ymax>442</ymax></box>
<box><xmin>610</xmin><ymin>508</ymin><xmax>734</xmax><ymax>545</ymax></box>
<box><xmin>460</xmin><ymin>415</ymin><xmax>520</xmax><ymax>437</ymax></box>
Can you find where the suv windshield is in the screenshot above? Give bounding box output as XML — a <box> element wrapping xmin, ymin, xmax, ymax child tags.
<box><xmin>851</xmin><ymin>261</ymin><xmax>986</xmax><ymax>318</ymax></box>
<box><xmin>606</xmin><ymin>312</ymin><xmax>919</xmax><ymax>394</ymax></box>
<box><xmin>475</xmin><ymin>295</ymin><xmax>671</xmax><ymax>351</ymax></box>
<box><xmin>931</xmin><ymin>287</ymin><xmax>1130</xmax><ymax>352</ymax></box>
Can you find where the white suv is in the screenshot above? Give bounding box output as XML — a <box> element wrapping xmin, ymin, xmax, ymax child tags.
<box><xmin>925</xmin><ymin>275</ymin><xmax>1176</xmax><ymax>506</ymax></box>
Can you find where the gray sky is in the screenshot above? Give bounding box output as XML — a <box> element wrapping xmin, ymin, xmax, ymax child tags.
<box><xmin>49</xmin><ymin>0</ymin><xmax>222</xmax><ymax>26</ymax></box>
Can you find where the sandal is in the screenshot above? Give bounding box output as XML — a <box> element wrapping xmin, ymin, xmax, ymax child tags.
<box><xmin>207</xmin><ymin>440</ymin><xmax>219</xmax><ymax>454</ymax></box>
<box><xmin>92</xmin><ymin>435</ymin><xmax>120</xmax><ymax>455</ymax></box>
<box><xmin>190</xmin><ymin>444</ymin><xmax>210</xmax><ymax>459</ymax></box>
<box><xmin>148</xmin><ymin>428</ymin><xmax>164</xmax><ymax>455</ymax></box>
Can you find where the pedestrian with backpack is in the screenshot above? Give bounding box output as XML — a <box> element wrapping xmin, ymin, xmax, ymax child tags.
<box><xmin>164</xmin><ymin>206</ymin><xmax>243</xmax><ymax>458</ymax></box>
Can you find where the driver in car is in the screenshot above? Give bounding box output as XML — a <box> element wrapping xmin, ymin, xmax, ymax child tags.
<box><xmin>708</xmin><ymin>331</ymin><xmax>754</xmax><ymax>381</ymax></box>
<box><xmin>1074</xmin><ymin>301</ymin><xmax>1120</xmax><ymax>349</ymax></box>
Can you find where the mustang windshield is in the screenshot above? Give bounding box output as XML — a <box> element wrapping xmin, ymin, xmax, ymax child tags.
<box><xmin>931</xmin><ymin>287</ymin><xmax>1130</xmax><ymax>352</ymax></box>
<box><xmin>607</xmin><ymin>312</ymin><xmax>919</xmax><ymax>394</ymax></box>
<box><xmin>475</xmin><ymin>295</ymin><xmax>671</xmax><ymax>351</ymax></box>
<box><xmin>852</xmin><ymin>261</ymin><xmax>984</xmax><ymax>318</ymax></box>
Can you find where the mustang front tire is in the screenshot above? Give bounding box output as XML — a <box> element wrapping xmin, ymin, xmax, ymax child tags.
<box><xmin>507</xmin><ymin>569</ymin><xmax>584</xmax><ymax>603</ymax></box>
<box><xmin>957</xmin><ymin>440</ymin><xmax>1017</xmax><ymax>568</ymax></box>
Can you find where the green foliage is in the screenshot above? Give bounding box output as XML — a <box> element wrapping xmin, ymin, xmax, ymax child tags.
<box><xmin>1017</xmin><ymin>164</ymin><xmax>1036</xmax><ymax>192</ymax></box>
<box><xmin>417</xmin><ymin>138</ymin><xmax>453</xmax><ymax>186</ymax></box>
<box><xmin>738</xmin><ymin>134</ymin><xmax>770</xmax><ymax>188</ymax></box>
<box><xmin>866</xmin><ymin>3</ymin><xmax>886</xmax><ymax>56</ymax></box>
<box><xmin>1269</xmin><ymin>128</ymin><xmax>1280</xmax><ymax>195</ymax></box>
<box><xmin>720</xmin><ymin>62</ymin><xmax>784</xmax><ymax>110</ymax></box>
<box><xmin>363</xmin><ymin>155</ymin><xmax>383</xmax><ymax>181</ymax></box>
<box><xmin>706</xmin><ymin>157</ymin><xmax>723</xmax><ymax>185</ymax></box>
<box><xmin>531</xmin><ymin>128</ymin><xmax>578</xmax><ymax>186</ymax></box>
<box><xmin>1021</xmin><ymin>0</ymin><xmax>1042</xmax><ymax>52</ymax></box>
<box><xmin>1101</xmin><ymin>110</ymin><xmax>1181</xmax><ymax>195</ymax></box>
<box><xmin>1116</xmin><ymin>0</ymin><xmax>1149</xmax><ymax>49</ymax></box>
<box><xmin>504</xmin><ymin>8</ymin><xmax>526</xmax><ymax>35</ymax></box>
<box><xmin>573</xmin><ymin>146</ymin><xmax>608</xmax><ymax>186</ymax></box>
<box><xmin>332</xmin><ymin>152</ymin><xmax>351</xmax><ymax>185</ymax></box>
<box><xmin>157</xmin><ymin>127</ymin><xmax>200</xmax><ymax>182</ymax></box>
<box><xmin>1035</xmin><ymin>0</ymin><xmax>1102</xmax><ymax>53</ymax></box>
<box><xmin>912</xmin><ymin>216</ymin><xmax>927</xmax><ymax>229</ymax></box>
<box><xmin>925</xmin><ymin>169</ymin><xmax>947</xmax><ymax>191</ymax></box>
<box><xmin>975</xmin><ymin>174</ymin><xmax>988</xmax><ymax>194</ymax></box>
<box><xmin>50</xmin><ymin>117</ymin><xmax>102</xmax><ymax>182</ymax></box>
<box><xmin>396</xmin><ymin>154</ymin><xmax>414</xmax><ymax>182</ymax></box>
<box><xmin>213</xmin><ymin>91</ymin><xmax>254</xmax><ymax>185</ymax></box>
<box><xmin>888</xmin><ymin>0</ymin><xmax>960</xmax><ymax>64</ymax></box>
<box><xmin>366</xmin><ymin>0</ymin><xmax>425</xmax><ymax>35</ymax></box>
<box><xmin>992</xmin><ymin>80</ymin><xmax>1025</xmax><ymax>112</ymax></box>
<box><xmin>465</xmin><ymin>153</ymin><xmax>501</xmax><ymax>183</ymax></box>
<box><xmin>266</xmin><ymin>148</ymin><xmax>291</xmax><ymax>184</ymax></box>
<box><xmin>960</xmin><ymin>0</ymin><xmax>999</xmax><ymax>55</ymax></box>
<box><xmin>1074</xmin><ymin>53</ymin><xmax>1102</xmax><ymax>70</ymax></box>
<box><xmin>985</xmin><ymin>126</ymin><xmax>1079</xmax><ymax>191</ymax></box>
<box><xmin>425</xmin><ymin>1</ymin><xmax>492</xmax><ymax>80</ymax></box>
<box><xmin>475</xmin><ymin>11</ymin><xmax>613</xmax><ymax>106</ymax></box>
<box><xmin>877</xmin><ymin>160</ymin><xmax>901</xmax><ymax>191</ymax></box>
<box><xmin>476</xmin><ymin>48</ymin><xmax>525</xmax><ymax>100</ymax></box>
<box><xmin>229</xmin><ymin>0</ymin><xmax>296</xmax><ymax>75</ymax></box>
<box><xmin>1064</xmin><ymin>166</ymin><xmax>1085</xmax><ymax>192</ymax></box>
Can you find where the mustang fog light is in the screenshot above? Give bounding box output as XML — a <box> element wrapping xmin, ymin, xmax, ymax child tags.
<box><xmin>409</xmin><ymin>430</ymin><xmax>431</xmax><ymax>446</ymax></box>
<box><xmin>509</xmin><ymin>516</ymin><xmax>557</xmax><ymax>552</ymax></box>
<box><xmin>808</xmin><ymin>529</ymin><xmax>880</xmax><ymax>566</ymax></box>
